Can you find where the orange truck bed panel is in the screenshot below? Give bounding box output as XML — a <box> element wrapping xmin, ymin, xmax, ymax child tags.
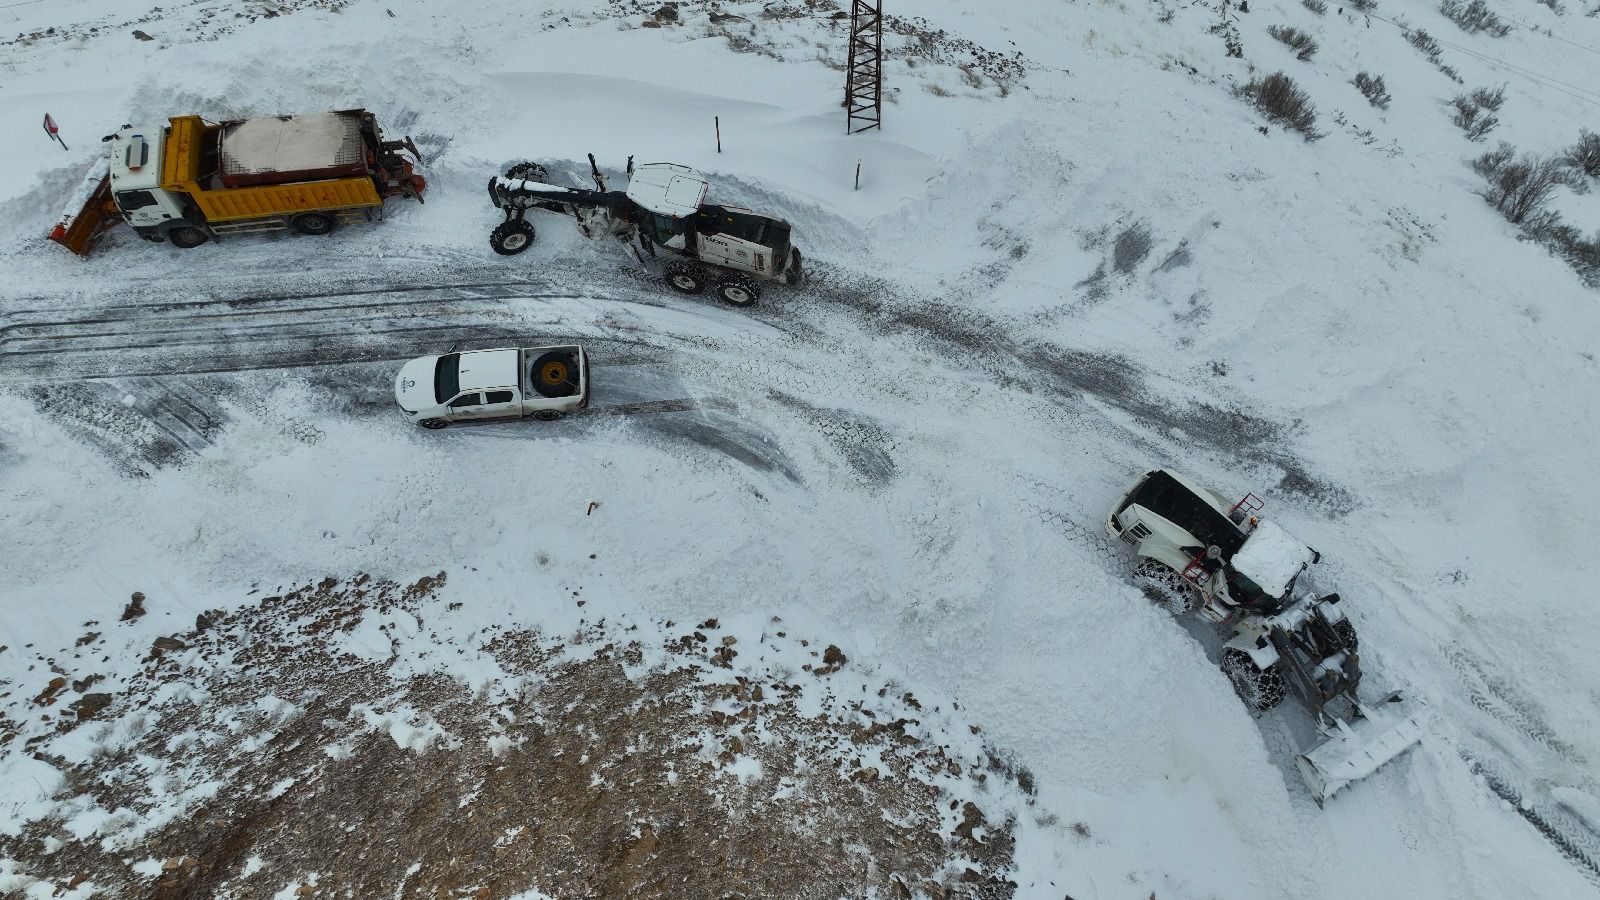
<box><xmin>188</xmin><ymin>177</ymin><xmax>382</xmax><ymax>222</ymax></box>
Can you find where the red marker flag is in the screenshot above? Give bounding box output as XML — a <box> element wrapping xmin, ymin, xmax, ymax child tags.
<box><xmin>43</xmin><ymin>113</ymin><xmax>68</xmax><ymax>150</ymax></box>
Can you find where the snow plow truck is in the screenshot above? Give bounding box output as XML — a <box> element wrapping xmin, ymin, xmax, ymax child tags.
<box><xmin>1106</xmin><ymin>469</ymin><xmax>1427</xmax><ymax>804</ymax></box>
<box><xmin>49</xmin><ymin>109</ymin><xmax>425</xmax><ymax>256</ymax></box>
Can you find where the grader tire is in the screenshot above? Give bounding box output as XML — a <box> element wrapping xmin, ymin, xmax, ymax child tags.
<box><xmin>490</xmin><ymin>220</ymin><xmax>535</xmax><ymax>256</ymax></box>
<box><xmin>505</xmin><ymin>162</ymin><xmax>550</xmax><ymax>183</ymax></box>
<box><xmin>715</xmin><ymin>274</ymin><xmax>761</xmax><ymax>307</ymax></box>
<box><xmin>664</xmin><ymin>261</ymin><xmax>707</xmax><ymax>294</ymax></box>
<box><xmin>1334</xmin><ymin>619</ymin><xmax>1358</xmax><ymax>654</ymax></box>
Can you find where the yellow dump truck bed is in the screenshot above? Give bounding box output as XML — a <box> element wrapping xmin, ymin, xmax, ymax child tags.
<box><xmin>160</xmin><ymin>115</ymin><xmax>382</xmax><ymax>223</ymax></box>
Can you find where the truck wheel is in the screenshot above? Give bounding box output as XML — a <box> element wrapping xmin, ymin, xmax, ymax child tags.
<box><xmin>1134</xmin><ymin>558</ymin><xmax>1199</xmax><ymax>615</ymax></box>
<box><xmin>715</xmin><ymin>274</ymin><xmax>761</xmax><ymax>307</ymax></box>
<box><xmin>167</xmin><ymin>226</ymin><xmax>209</xmax><ymax>249</ymax></box>
<box><xmin>664</xmin><ymin>261</ymin><xmax>706</xmax><ymax>295</ymax></box>
<box><xmin>530</xmin><ymin>351</ymin><xmax>579</xmax><ymax>399</ymax></box>
<box><xmin>419</xmin><ymin>418</ymin><xmax>449</xmax><ymax>430</ymax></box>
<box><xmin>491</xmin><ymin>220</ymin><xmax>536</xmax><ymax>256</ymax></box>
<box><xmin>505</xmin><ymin>162</ymin><xmax>550</xmax><ymax>183</ymax></box>
<box><xmin>1221</xmin><ymin>648</ymin><xmax>1287</xmax><ymax>712</ymax></box>
<box><xmin>532</xmin><ymin>409</ymin><xmax>565</xmax><ymax>422</ymax></box>
<box><xmin>291</xmin><ymin>213</ymin><xmax>336</xmax><ymax>236</ymax></box>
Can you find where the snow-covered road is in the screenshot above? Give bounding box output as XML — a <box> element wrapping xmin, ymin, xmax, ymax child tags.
<box><xmin>3</xmin><ymin>0</ymin><xmax>1599</xmax><ymax>897</ymax></box>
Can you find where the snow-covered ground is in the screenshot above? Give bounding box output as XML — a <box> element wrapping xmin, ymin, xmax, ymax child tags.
<box><xmin>2</xmin><ymin>0</ymin><xmax>1600</xmax><ymax>897</ymax></box>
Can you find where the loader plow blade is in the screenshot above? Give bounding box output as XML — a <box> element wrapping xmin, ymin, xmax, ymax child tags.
<box><xmin>47</xmin><ymin>158</ymin><xmax>117</xmax><ymax>257</ymax></box>
<box><xmin>1296</xmin><ymin>692</ymin><xmax>1427</xmax><ymax>805</ymax></box>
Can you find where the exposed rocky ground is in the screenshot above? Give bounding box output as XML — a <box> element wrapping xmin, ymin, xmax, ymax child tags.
<box><xmin>1</xmin><ymin>575</ymin><xmax>1024</xmax><ymax>898</ymax></box>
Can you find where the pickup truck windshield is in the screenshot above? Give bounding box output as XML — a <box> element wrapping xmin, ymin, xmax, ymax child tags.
<box><xmin>434</xmin><ymin>353</ymin><xmax>460</xmax><ymax>404</ymax></box>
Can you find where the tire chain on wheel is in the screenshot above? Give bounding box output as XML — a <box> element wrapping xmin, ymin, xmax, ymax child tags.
<box><xmin>1134</xmin><ymin>558</ymin><xmax>1201</xmax><ymax>615</ymax></box>
<box><xmin>1221</xmin><ymin>648</ymin><xmax>1287</xmax><ymax>711</ymax></box>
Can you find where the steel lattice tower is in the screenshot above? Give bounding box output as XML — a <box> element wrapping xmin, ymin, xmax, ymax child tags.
<box><xmin>845</xmin><ymin>0</ymin><xmax>883</xmax><ymax>133</ymax></box>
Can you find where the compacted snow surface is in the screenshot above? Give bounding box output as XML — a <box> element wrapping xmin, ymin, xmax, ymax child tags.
<box><xmin>1</xmin><ymin>0</ymin><xmax>1599</xmax><ymax>897</ymax></box>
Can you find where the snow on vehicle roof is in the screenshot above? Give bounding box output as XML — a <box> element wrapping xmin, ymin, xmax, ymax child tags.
<box><xmin>1231</xmin><ymin>519</ymin><xmax>1316</xmax><ymax>598</ymax></box>
<box><xmin>220</xmin><ymin>112</ymin><xmax>364</xmax><ymax>176</ymax></box>
<box><xmin>456</xmin><ymin>349</ymin><xmax>519</xmax><ymax>392</ymax></box>
<box><xmin>626</xmin><ymin>163</ymin><xmax>708</xmax><ymax>218</ymax></box>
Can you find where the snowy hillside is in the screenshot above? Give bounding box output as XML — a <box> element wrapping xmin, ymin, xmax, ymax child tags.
<box><xmin>2</xmin><ymin>0</ymin><xmax>1599</xmax><ymax>897</ymax></box>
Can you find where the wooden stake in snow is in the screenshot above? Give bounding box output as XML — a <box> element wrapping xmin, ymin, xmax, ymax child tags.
<box><xmin>715</xmin><ymin>116</ymin><xmax>722</xmax><ymax>153</ymax></box>
<box><xmin>43</xmin><ymin>113</ymin><xmax>68</xmax><ymax>151</ymax></box>
<box><xmin>855</xmin><ymin>159</ymin><xmax>862</xmax><ymax>191</ymax></box>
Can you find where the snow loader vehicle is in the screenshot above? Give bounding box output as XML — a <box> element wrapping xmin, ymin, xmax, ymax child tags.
<box><xmin>48</xmin><ymin>110</ymin><xmax>425</xmax><ymax>256</ymax></box>
<box><xmin>485</xmin><ymin>156</ymin><xmax>803</xmax><ymax>307</ymax></box>
<box><xmin>1106</xmin><ymin>469</ymin><xmax>1425</xmax><ymax>804</ymax></box>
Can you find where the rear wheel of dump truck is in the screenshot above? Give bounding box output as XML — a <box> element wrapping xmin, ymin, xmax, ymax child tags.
<box><xmin>532</xmin><ymin>409</ymin><xmax>565</xmax><ymax>422</ymax></box>
<box><xmin>530</xmin><ymin>351</ymin><xmax>579</xmax><ymax>399</ymax></box>
<box><xmin>664</xmin><ymin>261</ymin><xmax>707</xmax><ymax>295</ymax></box>
<box><xmin>715</xmin><ymin>274</ymin><xmax>761</xmax><ymax>307</ymax></box>
<box><xmin>167</xmin><ymin>226</ymin><xmax>209</xmax><ymax>249</ymax></box>
<box><xmin>490</xmin><ymin>220</ymin><xmax>535</xmax><ymax>256</ymax></box>
<box><xmin>291</xmin><ymin>213</ymin><xmax>336</xmax><ymax>236</ymax></box>
<box><xmin>1221</xmin><ymin>648</ymin><xmax>1287</xmax><ymax>712</ymax></box>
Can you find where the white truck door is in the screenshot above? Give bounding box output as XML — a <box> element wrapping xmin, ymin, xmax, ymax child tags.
<box><xmin>445</xmin><ymin>392</ymin><xmax>485</xmax><ymax>421</ymax></box>
<box><xmin>481</xmin><ymin>389</ymin><xmax>519</xmax><ymax>418</ymax></box>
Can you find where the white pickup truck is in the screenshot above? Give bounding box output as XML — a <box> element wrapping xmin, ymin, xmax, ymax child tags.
<box><xmin>394</xmin><ymin>345</ymin><xmax>590</xmax><ymax>429</ymax></box>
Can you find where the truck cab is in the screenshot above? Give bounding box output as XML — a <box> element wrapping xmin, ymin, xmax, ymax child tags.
<box><xmin>106</xmin><ymin>125</ymin><xmax>190</xmax><ymax>236</ymax></box>
<box><xmin>394</xmin><ymin>345</ymin><xmax>589</xmax><ymax>429</ymax></box>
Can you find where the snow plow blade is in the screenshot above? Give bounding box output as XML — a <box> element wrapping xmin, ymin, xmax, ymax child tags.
<box><xmin>1296</xmin><ymin>692</ymin><xmax>1427</xmax><ymax>805</ymax></box>
<box><xmin>47</xmin><ymin>158</ymin><xmax>118</xmax><ymax>257</ymax></box>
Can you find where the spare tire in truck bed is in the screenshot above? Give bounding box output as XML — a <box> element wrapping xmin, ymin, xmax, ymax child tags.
<box><xmin>531</xmin><ymin>351</ymin><xmax>579</xmax><ymax>399</ymax></box>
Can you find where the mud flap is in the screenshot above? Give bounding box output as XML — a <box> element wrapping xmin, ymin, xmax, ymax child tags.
<box><xmin>47</xmin><ymin>159</ymin><xmax>118</xmax><ymax>257</ymax></box>
<box><xmin>1296</xmin><ymin>692</ymin><xmax>1427</xmax><ymax>805</ymax></box>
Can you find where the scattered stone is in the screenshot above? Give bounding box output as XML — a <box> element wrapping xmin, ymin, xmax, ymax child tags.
<box><xmin>74</xmin><ymin>632</ymin><xmax>99</xmax><ymax>648</ymax></box>
<box><xmin>152</xmin><ymin>636</ymin><xmax>187</xmax><ymax>653</ymax></box>
<box><xmin>852</xmin><ymin>766</ymin><xmax>881</xmax><ymax>784</ymax></box>
<box><xmin>720</xmin><ymin>635</ymin><xmax>736</xmax><ymax>647</ymax></box>
<box><xmin>71</xmin><ymin>693</ymin><xmax>112</xmax><ymax>720</ymax></box>
<box><xmin>32</xmin><ymin>677</ymin><xmax>67</xmax><ymax>706</ymax></box>
<box><xmin>71</xmin><ymin>674</ymin><xmax>102</xmax><ymax>693</ymax></box>
<box><xmin>121</xmin><ymin>592</ymin><xmax>146</xmax><ymax>622</ymax></box>
<box><xmin>131</xmin><ymin>29</ymin><xmax>154</xmax><ymax>41</ymax></box>
<box><xmin>955</xmin><ymin>802</ymin><xmax>986</xmax><ymax>842</ymax></box>
<box><xmin>699</xmin><ymin>618</ymin><xmax>719</xmax><ymax>629</ymax></box>
<box><xmin>823</xmin><ymin>645</ymin><xmax>847</xmax><ymax>666</ymax></box>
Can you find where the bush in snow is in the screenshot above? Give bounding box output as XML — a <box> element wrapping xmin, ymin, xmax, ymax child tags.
<box><xmin>1303</xmin><ymin>0</ymin><xmax>1328</xmax><ymax>15</ymax></box>
<box><xmin>1353</xmin><ymin>72</ymin><xmax>1392</xmax><ymax>108</ymax></box>
<box><xmin>1406</xmin><ymin>27</ymin><xmax>1443</xmax><ymax>59</ymax></box>
<box><xmin>1268</xmin><ymin>25</ymin><xmax>1320</xmax><ymax>59</ymax></box>
<box><xmin>1451</xmin><ymin>87</ymin><xmax>1504</xmax><ymax>141</ymax></box>
<box><xmin>1567</xmin><ymin>130</ymin><xmax>1600</xmax><ymax>179</ymax></box>
<box><xmin>1472</xmin><ymin>144</ymin><xmax>1572</xmax><ymax>223</ymax></box>
<box><xmin>1440</xmin><ymin>0</ymin><xmax>1513</xmax><ymax>35</ymax></box>
<box><xmin>1349</xmin><ymin>0</ymin><xmax>1378</xmax><ymax>10</ymax></box>
<box><xmin>1236</xmin><ymin>72</ymin><xmax>1322</xmax><ymax>139</ymax></box>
